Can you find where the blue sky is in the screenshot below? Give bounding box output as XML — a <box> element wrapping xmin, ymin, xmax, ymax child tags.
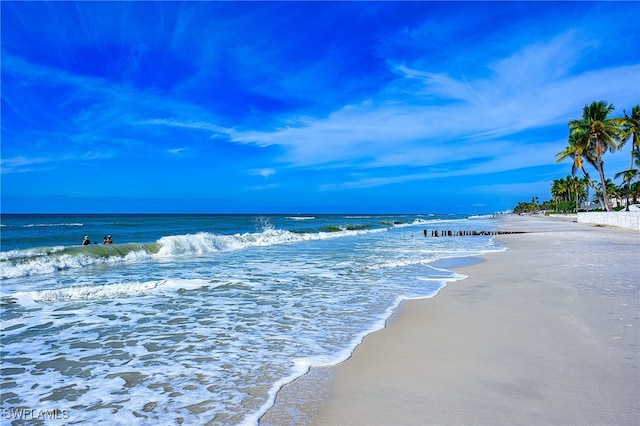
<box><xmin>2</xmin><ymin>1</ymin><xmax>639</xmax><ymax>214</ymax></box>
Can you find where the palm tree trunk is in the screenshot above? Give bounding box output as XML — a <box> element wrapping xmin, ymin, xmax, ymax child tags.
<box><xmin>625</xmin><ymin>183</ymin><xmax>631</xmax><ymax>211</ymax></box>
<box><xmin>626</xmin><ymin>141</ymin><xmax>637</xmax><ymax>212</ymax></box>
<box><xmin>581</xmin><ymin>167</ymin><xmax>604</xmax><ymax>210</ymax></box>
<box><xmin>596</xmin><ymin>148</ymin><xmax>612</xmax><ymax>211</ymax></box>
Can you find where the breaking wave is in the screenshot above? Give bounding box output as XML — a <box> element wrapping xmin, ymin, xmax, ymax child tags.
<box><xmin>0</xmin><ymin>217</ymin><xmax>453</xmax><ymax>280</ymax></box>
<box><xmin>13</xmin><ymin>278</ymin><xmax>219</xmax><ymax>304</ymax></box>
<box><xmin>1</xmin><ymin>226</ymin><xmax>389</xmax><ymax>280</ymax></box>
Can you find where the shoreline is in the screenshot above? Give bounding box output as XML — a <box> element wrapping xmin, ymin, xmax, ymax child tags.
<box><xmin>261</xmin><ymin>215</ymin><xmax>639</xmax><ymax>425</ymax></box>
<box><xmin>256</xmin><ymin>242</ymin><xmax>496</xmax><ymax>426</ymax></box>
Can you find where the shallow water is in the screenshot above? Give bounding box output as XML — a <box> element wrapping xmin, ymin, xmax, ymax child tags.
<box><xmin>0</xmin><ymin>214</ymin><xmax>502</xmax><ymax>425</ymax></box>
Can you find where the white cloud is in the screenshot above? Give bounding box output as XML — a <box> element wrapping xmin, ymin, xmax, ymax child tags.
<box><xmin>2</xmin><ymin>52</ymin><xmax>229</xmax><ymax>144</ymax></box>
<box><xmin>167</xmin><ymin>148</ymin><xmax>187</xmax><ymax>155</ymax></box>
<box><xmin>228</xmin><ymin>30</ymin><xmax>640</xmax><ymax>182</ymax></box>
<box><xmin>137</xmin><ymin>119</ymin><xmax>232</xmax><ymax>135</ymax></box>
<box><xmin>249</xmin><ymin>168</ymin><xmax>276</xmax><ymax>178</ymax></box>
<box><xmin>1</xmin><ymin>152</ymin><xmax>109</xmax><ymax>174</ymax></box>
<box><xmin>245</xmin><ymin>183</ymin><xmax>279</xmax><ymax>192</ymax></box>
<box><xmin>1</xmin><ymin>156</ymin><xmax>47</xmax><ymax>168</ymax></box>
<box><xmin>4</xmin><ymin>24</ymin><xmax>636</xmax><ymax>193</ymax></box>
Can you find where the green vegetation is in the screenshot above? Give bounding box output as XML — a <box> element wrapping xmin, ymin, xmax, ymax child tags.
<box><xmin>514</xmin><ymin>101</ymin><xmax>640</xmax><ymax>214</ymax></box>
<box><xmin>615</xmin><ymin>106</ymin><xmax>640</xmax><ymax>211</ymax></box>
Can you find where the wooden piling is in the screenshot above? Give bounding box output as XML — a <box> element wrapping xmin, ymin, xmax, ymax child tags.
<box><xmin>423</xmin><ymin>229</ymin><xmax>527</xmax><ymax>237</ymax></box>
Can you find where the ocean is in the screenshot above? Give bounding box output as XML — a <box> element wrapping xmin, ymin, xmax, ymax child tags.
<box><xmin>0</xmin><ymin>213</ymin><xmax>503</xmax><ymax>425</ymax></box>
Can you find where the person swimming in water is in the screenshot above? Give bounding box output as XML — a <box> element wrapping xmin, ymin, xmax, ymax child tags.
<box><xmin>82</xmin><ymin>236</ymin><xmax>91</xmax><ymax>245</ymax></box>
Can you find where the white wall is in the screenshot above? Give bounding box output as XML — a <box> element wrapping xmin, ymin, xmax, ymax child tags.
<box><xmin>577</xmin><ymin>212</ymin><xmax>640</xmax><ymax>230</ymax></box>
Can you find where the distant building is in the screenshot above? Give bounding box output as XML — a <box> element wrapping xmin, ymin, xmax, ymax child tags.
<box><xmin>580</xmin><ymin>201</ymin><xmax>601</xmax><ymax>211</ymax></box>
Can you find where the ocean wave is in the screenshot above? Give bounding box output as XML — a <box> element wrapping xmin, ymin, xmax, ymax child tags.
<box><xmin>1</xmin><ymin>216</ymin><xmax>482</xmax><ymax>279</ymax></box>
<box><xmin>318</xmin><ymin>223</ymin><xmax>375</xmax><ymax>232</ymax></box>
<box><xmin>156</xmin><ymin>229</ymin><xmax>309</xmax><ymax>256</ymax></box>
<box><xmin>155</xmin><ymin>227</ymin><xmax>385</xmax><ymax>257</ymax></box>
<box><xmin>1</xmin><ymin>222</ymin><xmax>84</xmax><ymax>228</ymax></box>
<box><xmin>0</xmin><ymin>227</ymin><xmax>390</xmax><ymax>279</ymax></box>
<box><xmin>392</xmin><ymin>217</ymin><xmax>455</xmax><ymax>228</ymax></box>
<box><xmin>23</xmin><ymin>222</ymin><xmax>84</xmax><ymax>228</ymax></box>
<box><xmin>0</xmin><ymin>244</ymin><xmax>157</xmax><ymax>279</ymax></box>
<box><xmin>0</xmin><ymin>246</ymin><xmax>66</xmax><ymax>262</ymax></box>
<box><xmin>13</xmin><ymin>278</ymin><xmax>218</xmax><ymax>304</ymax></box>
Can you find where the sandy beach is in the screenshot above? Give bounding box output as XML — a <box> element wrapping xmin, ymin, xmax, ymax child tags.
<box><xmin>262</xmin><ymin>215</ymin><xmax>640</xmax><ymax>426</ymax></box>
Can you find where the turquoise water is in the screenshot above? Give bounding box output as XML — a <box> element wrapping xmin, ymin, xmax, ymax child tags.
<box><xmin>0</xmin><ymin>214</ymin><xmax>502</xmax><ymax>425</ymax></box>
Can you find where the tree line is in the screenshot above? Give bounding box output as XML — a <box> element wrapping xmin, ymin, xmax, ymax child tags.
<box><xmin>514</xmin><ymin>101</ymin><xmax>639</xmax><ymax>214</ymax></box>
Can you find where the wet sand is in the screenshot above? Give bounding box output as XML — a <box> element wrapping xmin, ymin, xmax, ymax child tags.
<box><xmin>261</xmin><ymin>215</ymin><xmax>640</xmax><ymax>426</ymax></box>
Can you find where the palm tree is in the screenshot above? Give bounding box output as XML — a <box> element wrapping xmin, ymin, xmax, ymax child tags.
<box><xmin>616</xmin><ymin>105</ymin><xmax>640</xmax><ymax>210</ymax></box>
<box><xmin>567</xmin><ymin>175</ymin><xmax>586</xmax><ymax>212</ymax></box>
<box><xmin>631</xmin><ymin>181</ymin><xmax>640</xmax><ymax>204</ymax></box>
<box><xmin>615</xmin><ymin>147</ymin><xmax>640</xmax><ymax>210</ymax></box>
<box><xmin>551</xmin><ymin>178</ymin><xmax>569</xmax><ymax>211</ymax></box>
<box><xmin>550</xmin><ymin>175</ymin><xmax>588</xmax><ymax>212</ymax></box>
<box><xmin>551</xmin><ymin>178</ymin><xmax>563</xmax><ymax>209</ymax></box>
<box><xmin>620</xmin><ymin>105</ymin><xmax>640</xmax><ymax>164</ymax></box>
<box><xmin>604</xmin><ymin>179</ymin><xmax>621</xmax><ymax>208</ymax></box>
<box><xmin>556</xmin><ymin>129</ymin><xmax>605</xmax><ymax>209</ymax></box>
<box><xmin>567</xmin><ymin>101</ymin><xmax>622</xmax><ymax>211</ymax></box>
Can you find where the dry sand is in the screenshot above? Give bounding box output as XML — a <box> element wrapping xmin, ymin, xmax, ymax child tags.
<box><xmin>261</xmin><ymin>215</ymin><xmax>640</xmax><ymax>426</ymax></box>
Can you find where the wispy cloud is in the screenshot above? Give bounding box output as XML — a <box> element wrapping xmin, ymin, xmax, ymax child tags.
<box><xmin>245</xmin><ymin>183</ymin><xmax>280</xmax><ymax>192</ymax></box>
<box><xmin>3</xmin><ymin>50</ymin><xmax>222</xmax><ymax>122</ymax></box>
<box><xmin>248</xmin><ymin>168</ymin><xmax>276</xmax><ymax>178</ymax></box>
<box><xmin>167</xmin><ymin>148</ymin><xmax>187</xmax><ymax>156</ymax></box>
<box><xmin>5</xmin><ymin>17</ymin><xmax>634</xmax><ymax>183</ymax></box>
<box><xmin>1</xmin><ymin>151</ymin><xmax>110</xmax><ymax>174</ymax></box>
<box><xmin>136</xmin><ymin>119</ymin><xmax>232</xmax><ymax>136</ymax></box>
<box><xmin>1</xmin><ymin>156</ymin><xmax>54</xmax><ymax>174</ymax></box>
<box><xmin>2</xmin><ymin>1</ymin><xmax>637</xmax><ymax>213</ymax></box>
<box><xmin>228</xmin><ymin>31</ymin><xmax>639</xmax><ymax>179</ymax></box>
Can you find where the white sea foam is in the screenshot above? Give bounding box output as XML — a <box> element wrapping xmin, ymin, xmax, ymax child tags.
<box><xmin>0</xmin><ymin>246</ymin><xmax>66</xmax><ymax>261</ymax></box>
<box><xmin>0</xmin><ymin>253</ymin><xmax>89</xmax><ymax>279</ymax></box>
<box><xmin>13</xmin><ymin>278</ymin><xmax>219</xmax><ymax>303</ymax></box>
<box><xmin>23</xmin><ymin>222</ymin><xmax>84</xmax><ymax>227</ymax></box>
<box><xmin>154</xmin><ymin>227</ymin><xmax>387</xmax><ymax>258</ymax></box>
<box><xmin>0</xmin><ymin>248</ymin><xmax>153</xmax><ymax>279</ymax></box>
<box><xmin>16</xmin><ymin>281</ymin><xmax>165</xmax><ymax>302</ymax></box>
<box><xmin>416</xmin><ymin>273</ymin><xmax>468</xmax><ymax>282</ymax></box>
